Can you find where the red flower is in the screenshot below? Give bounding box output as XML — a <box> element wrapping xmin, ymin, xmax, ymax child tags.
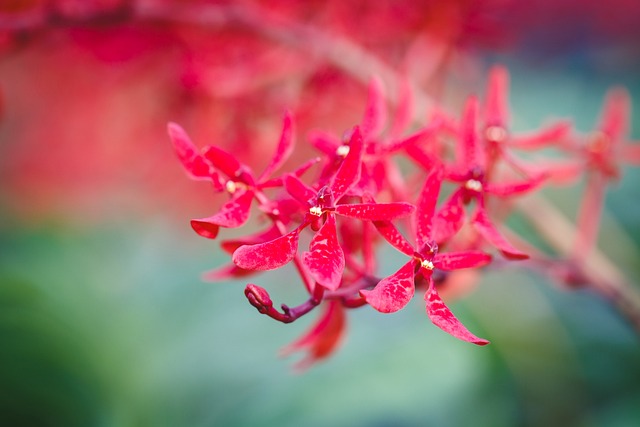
<box><xmin>572</xmin><ymin>88</ymin><xmax>640</xmax><ymax>260</ymax></box>
<box><xmin>169</xmin><ymin>112</ymin><xmax>296</xmax><ymax>239</ymax></box>
<box><xmin>433</xmin><ymin>96</ymin><xmax>542</xmax><ymax>259</ymax></box>
<box><xmin>361</xmin><ymin>166</ymin><xmax>491</xmax><ymax>345</ymax></box>
<box><xmin>232</xmin><ymin>127</ymin><xmax>415</xmax><ymax>291</ymax></box>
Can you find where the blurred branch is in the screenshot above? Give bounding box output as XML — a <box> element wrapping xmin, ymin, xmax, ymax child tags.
<box><xmin>518</xmin><ymin>194</ymin><xmax>640</xmax><ymax>335</ymax></box>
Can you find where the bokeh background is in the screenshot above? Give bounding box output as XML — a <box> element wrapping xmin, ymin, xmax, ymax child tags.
<box><xmin>1</xmin><ymin>1</ymin><xmax>640</xmax><ymax>426</ymax></box>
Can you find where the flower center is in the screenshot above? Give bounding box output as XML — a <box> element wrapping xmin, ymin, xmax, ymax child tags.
<box><xmin>336</xmin><ymin>145</ymin><xmax>350</xmax><ymax>157</ymax></box>
<box><xmin>485</xmin><ymin>125</ymin><xmax>507</xmax><ymax>143</ymax></box>
<box><xmin>465</xmin><ymin>179</ymin><xmax>483</xmax><ymax>192</ymax></box>
<box><xmin>588</xmin><ymin>131</ymin><xmax>610</xmax><ymax>153</ymax></box>
<box><xmin>309</xmin><ymin>206</ymin><xmax>323</xmax><ymax>216</ymax></box>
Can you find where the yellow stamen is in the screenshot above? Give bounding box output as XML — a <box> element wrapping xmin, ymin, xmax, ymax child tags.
<box><xmin>225</xmin><ymin>181</ymin><xmax>237</xmax><ymax>194</ymax></box>
<box><xmin>421</xmin><ymin>259</ymin><xmax>435</xmax><ymax>270</ymax></box>
<box><xmin>465</xmin><ymin>179</ymin><xmax>483</xmax><ymax>192</ymax></box>
<box><xmin>309</xmin><ymin>206</ymin><xmax>323</xmax><ymax>216</ymax></box>
<box><xmin>336</xmin><ymin>145</ymin><xmax>350</xmax><ymax>157</ymax></box>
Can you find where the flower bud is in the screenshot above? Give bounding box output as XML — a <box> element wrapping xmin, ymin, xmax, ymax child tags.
<box><xmin>244</xmin><ymin>284</ymin><xmax>273</xmax><ymax>314</ymax></box>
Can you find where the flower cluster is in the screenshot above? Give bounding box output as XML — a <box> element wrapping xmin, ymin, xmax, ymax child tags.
<box><xmin>170</xmin><ymin>65</ymin><xmax>638</xmax><ymax>370</ymax></box>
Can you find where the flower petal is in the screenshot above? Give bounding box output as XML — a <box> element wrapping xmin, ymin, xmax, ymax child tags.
<box><xmin>201</xmin><ymin>263</ymin><xmax>254</xmax><ymax>281</ymax></box>
<box><xmin>485</xmin><ymin>65</ymin><xmax>509</xmax><ymax>128</ymax></box>
<box><xmin>360</xmin><ymin>260</ymin><xmax>416</xmax><ymax>313</ymax></box>
<box><xmin>509</xmin><ymin>121</ymin><xmax>573</xmax><ymax>150</ymax></box>
<box><xmin>329</xmin><ymin>127</ymin><xmax>364</xmax><ymax>201</ymax></box>
<box><xmin>485</xmin><ymin>174</ymin><xmax>546</xmax><ymax>197</ymax></box>
<box><xmin>461</xmin><ymin>96</ymin><xmax>485</xmax><ymax>169</ymax></box>
<box><xmin>361</xmin><ymin>77</ymin><xmax>387</xmax><ymax>140</ymax></box>
<box><xmin>191</xmin><ymin>190</ymin><xmax>254</xmax><ymax>239</ymax></box>
<box><xmin>303</xmin><ymin>215</ymin><xmax>345</xmax><ymax>291</ymax></box>
<box><xmin>284</xmin><ymin>174</ymin><xmax>316</xmax><ymax>207</ymax></box>
<box><xmin>372</xmin><ymin>220</ymin><xmax>415</xmax><ymax>256</ymax></box>
<box><xmin>424</xmin><ymin>278</ymin><xmax>489</xmax><ymax>345</ymax></box>
<box><xmin>471</xmin><ymin>205</ymin><xmax>528</xmax><ymax>260</ymax></box>
<box><xmin>280</xmin><ymin>300</ymin><xmax>346</xmax><ymax>372</ymax></box>
<box><xmin>202</xmin><ymin>144</ymin><xmax>244</xmax><ymax>181</ymax></box>
<box><xmin>599</xmin><ymin>87</ymin><xmax>630</xmax><ymax>143</ymax></box>
<box><xmin>220</xmin><ymin>225</ymin><xmax>281</xmax><ymax>255</ymax></box>
<box><xmin>232</xmin><ymin>226</ymin><xmax>302</xmax><ymax>271</ymax></box>
<box><xmin>335</xmin><ymin>202</ymin><xmax>415</xmax><ymax>221</ymax></box>
<box><xmin>434</xmin><ymin>251</ymin><xmax>492</xmax><ymax>271</ymax></box>
<box><xmin>432</xmin><ymin>189</ymin><xmax>466</xmax><ymax>244</ymax></box>
<box><xmin>416</xmin><ymin>165</ymin><xmax>444</xmax><ymax>247</ymax></box>
<box><xmin>257</xmin><ymin>111</ymin><xmax>294</xmax><ymax>183</ymax></box>
<box><xmin>167</xmin><ymin>122</ymin><xmax>216</xmax><ymax>181</ymax></box>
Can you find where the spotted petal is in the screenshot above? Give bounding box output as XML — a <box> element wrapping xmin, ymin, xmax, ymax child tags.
<box><xmin>203</xmin><ymin>144</ymin><xmax>244</xmax><ymax>180</ymax></box>
<box><xmin>303</xmin><ymin>215</ymin><xmax>345</xmax><ymax>291</ymax></box>
<box><xmin>425</xmin><ymin>278</ymin><xmax>489</xmax><ymax>345</ymax></box>
<box><xmin>167</xmin><ymin>122</ymin><xmax>216</xmax><ymax>181</ymax></box>
<box><xmin>329</xmin><ymin>127</ymin><xmax>364</xmax><ymax>201</ymax></box>
<box><xmin>432</xmin><ymin>189</ymin><xmax>465</xmax><ymax>244</ymax></box>
<box><xmin>284</xmin><ymin>174</ymin><xmax>316</xmax><ymax>207</ymax></box>
<box><xmin>258</xmin><ymin>111</ymin><xmax>294</xmax><ymax>183</ymax></box>
<box><xmin>372</xmin><ymin>220</ymin><xmax>415</xmax><ymax>256</ymax></box>
<box><xmin>191</xmin><ymin>190</ymin><xmax>254</xmax><ymax>239</ymax></box>
<box><xmin>416</xmin><ymin>165</ymin><xmax>444</xmax><ymax>247</ymax></box>
<box><xmin>361</xmin><ymin>260</ymin><xmax>416</xmax><ymax>313</ymax></box>
<box><xmin>232</xmin><ymin>226</ymin><xmax>302</xmax><ymax>271</ymax></box>
<box><xmin>335</xmin><ymin>202</ymin><xmax>415</xmax><ymax>221</ymax></box>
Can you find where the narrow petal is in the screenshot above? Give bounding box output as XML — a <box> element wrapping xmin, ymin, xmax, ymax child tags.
<box><xmin>485</xmin><ymin>65</ymin><xmax>509</xmax><ymax>127</ymax></box>
<box><xmin>434</xmin><ymin>251</ymin><xmax>492</xmax><ymax>271</ymax></box>
<box><xmin>361</xmin><ymin>77</ymin><xmax>387</xmax><ymax>140</ymax></box>
<box><xmin>167</xmin><ymin>122</ymin><xmax>215</xmax><ymax>181</ymax></box>
<box><xmin>284</xmin><ymin>174</ymin><xmax>316</xmax><ymax>207</ymax></box>
<box><xmin>372</xmin><ymin>220</ymin><xmax>415</xmax><ymax>257</ymax></box>
<box><xmin>257</xmin><ymin>111</ymin><xmax>294</xmax><ymax>183</ymax></box>
<box><xmin>461</xmin><ymin>96</ymin><xmax>485</xmax><ymax>169</ymax></box>
<box><xmin>335</xmin><ymin>202</ymin><xmax>415</xmax><ymax>221</ymax></box>
<box><xmin>471</xmin><ymin>206</ymin><xmax>529</xmax><ymax>260</ymax></box>
<box><xmin>232</xmin><ymin>226</ymin><xmax>302</xmax><ymax>271</ymax></box>
<box><xmin>309</xmin><ymin>130</ymin><xmax>341</xmax><ymax>156</ymax></box>
<box><xmin>620</xmin><ymin>143</ymin><xmax>640</xmax><ymax>165</ymax></box>
<box><xmin>201</xmin><ymin>263</ymin><xmax>253</xmax><ymax>281</ymax></box>
<box><xmin>360</xmin><ymin>261</ymin><xmax>416</xmax><ymax>313</ymax></box>
<box><xmin>329</xmin><ymin>127</ymin><xmax>364</xmax><ymax>201</ymax></box>
<box><xmin>220</xmin><ymin>225</ymin><xmax>281</xmax><ymax>254</ymax></box>
<box><xmin>202</xmin><ymin>144</ymin><xmax>244</xmax><ymax>180</ymax></box>
<box><xmin>485</xmin><ymin>174</ymin><xmax>546</xmax><ymax>197</ymax></box>
<box><xmin>416</xmin><ymin>165</ymin><xmax>444</xmax><ymax>247</ymax></box>
<box><xmin>425</xmin><ymin>278</ymin><xmax>489</xmax><ymax>345</ymax></box>
<box><xmin>509</xmin><ymin>121</ymin><xmax>573</xmax><ymax>150</ymax></box>
<box><xmin>573</xmin><ymin>173</ymin><xmax>605</xmax><ymax>261</ymax></box>
<box><xmin>388</xmin><ymin>78</ymin><xmax>413</xmax><ymax>140</ymax></box>
<box><xmin>600</xmin><ymin>87</ymin><xmax>630</xmax><ymax>143</ymax></box>
<box><xmin>191</xmin><ymin>190</ymin><xmax>254</xmax><ymax>239</ymax></box>
<box><xmin>432</xmin><ymin>189</ymin><xmax>466</xmax><ymax>244</ymax></box>
<box><xmin>280</xmin><ymin>300</ymin><xmax>346</xmax><ymax>373</ymax></box>
<box><xmin>303</xmin><ymin>215</ymin><xmax>345</xmax><ymax>291</ymax></box>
